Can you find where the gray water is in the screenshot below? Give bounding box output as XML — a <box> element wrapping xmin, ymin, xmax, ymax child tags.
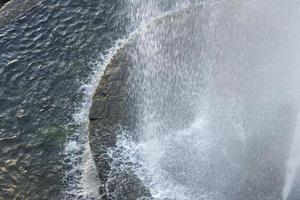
<box><xmin>1</xmin><ymin>0</ymin><xmax>300</xmax><ymax>199</ymax></box>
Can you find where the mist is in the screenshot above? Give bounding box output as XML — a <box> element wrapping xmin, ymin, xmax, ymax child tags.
<box><xmin>119</xmin><ymin>0</ymin><xmax>300</xmax><ymax>199</ymax></box>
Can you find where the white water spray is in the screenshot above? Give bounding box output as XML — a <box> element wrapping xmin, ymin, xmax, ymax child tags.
<box><xmin>62</xmin><ymin>2</ymin><xmax>193</xmax><ymax>197</ymax></box>
<box><xmin>62</xmin><ymin>0</ymin><xmax>300</xmax><ymax>199</ymax></box>
<box><xmin>283</xmin><ymin>113</ymin><xmax>300</xmax><ymax>200</ymax></box>
<box><xmin>63</xmin><ymin>38</ymin><xmax>133</xmax><ymax>198</ymax></box>
<box><xmin>109</xmin><ymin>0</ymin><xmax>300</xmax><ymax>199</ymax></box>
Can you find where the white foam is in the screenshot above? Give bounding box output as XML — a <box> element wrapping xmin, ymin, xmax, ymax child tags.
<box><xmin>65</xmin><ymin>141</ymin><xmax>80</xmax><ymax>153</ymax></box>
<box><xmin>283</xmin><ymin>113</ymin><xmax>300</xmax><ymax>200</ymax></box>
<box><xmin>63</xmin><ymin>1</ymin><xmax>202</xmax><ymax>198</ymax></box>
<box><xmin>81</xmin><ymin>141</ymin><xmax>100</xmax><ymax>198</ymax></box>
<box><xmin>63</xmin><ymin>37</ymin><xmax>136</xmax><ymax>198</ymax></box>
<box><xmin>108</xmin><ymin>115</ymin><xmax>211</xmax><ymax>200</ymax></box>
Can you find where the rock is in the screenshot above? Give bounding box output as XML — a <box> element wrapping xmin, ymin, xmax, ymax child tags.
<box><xmin>88</xmin><ymin>5</ymin><xmax>204</xmax><ymax>199</ymax></box>
<box><xmin>89</xmin><ymin>45</ymin><xmax>149</xmax><ymax>198</ymax></box>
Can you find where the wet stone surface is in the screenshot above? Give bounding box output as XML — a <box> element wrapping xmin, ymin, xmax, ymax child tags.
<box><xmin>89</xmin><ymin>44</ymin><xmax>152</xmax><ymax>199</ymax></box>
<box><xmin>88</xmin><ymin>4</ymin><xmax>297</xmax><ymax>200</ymax></box>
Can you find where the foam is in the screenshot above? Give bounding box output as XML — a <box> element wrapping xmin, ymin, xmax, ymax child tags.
<box><xmin>62</xmin><ymin>1</ymin><xmax>206</xmax><ymax>198</ymax></box>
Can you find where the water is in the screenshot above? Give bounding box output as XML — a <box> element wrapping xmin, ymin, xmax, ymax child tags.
<box><xmin>108</xmin><ymin>0</ymin><xmax>300</xmax><ymax>200</ymax></box>
<box><xmin>0</xmin><ymin>0</ymin><xmax>131</xmax><ymax>198</ymax></box>
<box><xmin>0</xmin><ymin>0</ymin><xmax>190</xmax><ymax>199</ymax></box>
<box><xmin>283</xmin><ymin>113</ymin><xmax>300</xmax><ymax>200</ymax></box>
<box><xmin>1</xmin><ymin>0</ymin><xmax>300</xmax><ymax>199</ymax></box>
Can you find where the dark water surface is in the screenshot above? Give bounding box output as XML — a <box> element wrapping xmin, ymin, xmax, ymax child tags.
<box><xmin>0</xmin><ymin>0</ymin><xmax>129</xmax><ymax>198</ymax></box>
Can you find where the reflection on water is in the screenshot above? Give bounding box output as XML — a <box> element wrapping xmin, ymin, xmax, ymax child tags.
<box><xmin>0</xmin><ymin>0</ymin><xmax>129</xmax><ymax>198</ymax></box>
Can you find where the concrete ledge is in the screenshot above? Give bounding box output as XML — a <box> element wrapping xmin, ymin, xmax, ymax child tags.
<box><xmin>88</xmin><ymin>5</ymin><xmax>203</xmax><ymax>199</ymax></box>
<box><xmin>89</xmin><ymin>43</ymin><xmax>153</xmax><ymax>199</ymax></box>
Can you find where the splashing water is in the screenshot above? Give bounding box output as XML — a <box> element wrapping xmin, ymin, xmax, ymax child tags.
<box><xmin>283</xmin><ymin>113</ymin><xmax>300</xmax><ymax>200</ymax></box>
<box><xmin>63</xmin><ymin>38</ymin><xmax>133</xmax><ymax>198</ymax></box>
<box><xmin>107</xmin><ymin>0</ymin><xmax>300</xmax><ymax>199</ymax></box>
<box><xmin>62</xmin><ymin>1</ymin><xmax>194</xmax><ymax>198</ymax></box>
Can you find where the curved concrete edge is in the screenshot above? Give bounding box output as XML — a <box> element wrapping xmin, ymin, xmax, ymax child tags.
<box><xmin>0</xmin><ymin>0</ymin><xmax>41</xmax><ymax>27</ymax></box>
<box><xmin>88</xmin><ymin>5</ymin><xmax>203</xmax><ymax>199</ymax></box>
<box><xmin>88</xmin><ymin>42</ymin><xmax>152</xmax><ymax>199</ymax></box>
